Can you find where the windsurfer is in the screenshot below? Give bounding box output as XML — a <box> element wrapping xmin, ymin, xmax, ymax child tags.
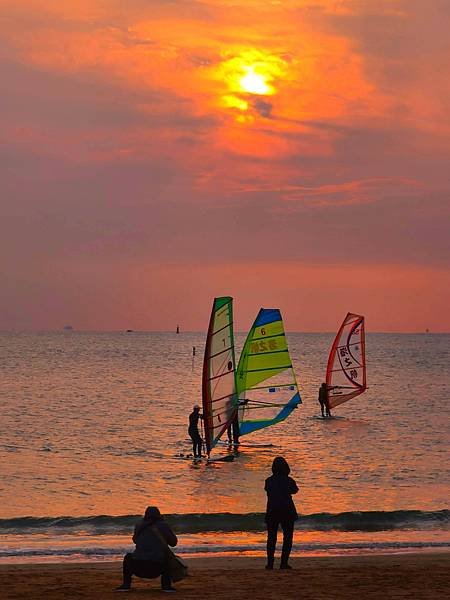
<box><xmin>318</xmin><ymin>382</ymin><xmax>331</xmax><ymax>418</ymax></box>
<box><xmin>227</xmin><ymin>413</ymin><xmax>240</xmax><ymax>445</ymax></box>
<box><xmin>188</xmin><ymin>404</ymin><xmax>203</xmax><ymax>458</ymax></box>
<box><xmin>264</xmin><ymin>456</ymin><xmax>299</xmax><ymax>570</ymax></box>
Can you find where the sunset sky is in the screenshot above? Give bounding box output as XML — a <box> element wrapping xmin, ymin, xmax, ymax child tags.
<box><xmin>1</xmin><ymin>0</ymin><xmax>449</xmax><ymax>332</ymax></box>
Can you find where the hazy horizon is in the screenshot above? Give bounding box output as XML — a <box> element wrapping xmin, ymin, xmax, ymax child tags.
<box><xmin>1</xmin><ymin>328</ymin><xmax>449</xmax><ymax>334</ymax></box>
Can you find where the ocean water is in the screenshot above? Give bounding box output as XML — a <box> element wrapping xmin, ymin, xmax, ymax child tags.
<box><xmin>0</xmin><ymin>331</ymin><xmax>449</xmax><ymax>562</ymax></box>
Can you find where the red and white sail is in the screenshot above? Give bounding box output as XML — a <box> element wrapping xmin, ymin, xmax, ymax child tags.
<box><xmin>326</xmin><ymin>313</ymin><xmax>366</xmax><ymax>409</ymax></box>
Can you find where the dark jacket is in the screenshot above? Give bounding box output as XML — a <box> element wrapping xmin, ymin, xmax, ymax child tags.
<box><xmin>264</xmin><ymin>474</ymin><xmax>299</xmax><ymax>522</ymax></box>
<box><xmin>132</xmin><ymin>518</ymin><xmax>178</xmax><ymax>561</ymax></box>
<box><xmin>318</xmin><ymin>385</ymin><xmax>328</xmax><ymax>406</ymax></box>
<box><xmin>188</xmin><ymin>410</ymin><xmax>200</xmax><ymax>434</ymax></box>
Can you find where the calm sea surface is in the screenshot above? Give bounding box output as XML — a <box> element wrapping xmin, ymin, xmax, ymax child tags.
<box><xmin>0</xmin><ymin>332</ymin><xmax>449</xmax><ymax>561</ymax></box>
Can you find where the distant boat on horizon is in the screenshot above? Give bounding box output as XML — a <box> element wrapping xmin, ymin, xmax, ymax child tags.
<box><xmin>63</xmin><ymin>325</ymin><xmax>73</xmax><ymax>331</ymax></box>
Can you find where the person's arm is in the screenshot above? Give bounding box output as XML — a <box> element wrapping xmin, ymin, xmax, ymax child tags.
<box><xmin>289</xmin><ymin>477</ymin><xmax>299</xmax><ymax>495</ymax></box>
<box><xmin>159</xmin><ymin>522</ymin><xmax>178</xmax><ymax>547</ymax></box>
<box><xmin>132</xmin><ymin>522</ymin><xmax>142</xmax><ymax>544</ymax></box>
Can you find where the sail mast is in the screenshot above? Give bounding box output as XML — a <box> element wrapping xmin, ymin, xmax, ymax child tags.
<box><xmin>326</xmin><ymin>313</ymin><xmax>366</xmax><ymax>409</ymax></box>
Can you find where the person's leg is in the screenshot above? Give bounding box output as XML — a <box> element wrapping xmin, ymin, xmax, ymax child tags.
<box><xmin>195</xmin><ymin>432</ymin><xmax>203</xmax><ymax>457</ymax></box>
<box><xmin>160</xmin><ymin>561</ymin><xmax>174</xmax><ymax>591</ymax></box>
<box><xmin>117</xmin><ymin>553</ymin><xmax>134</xmax><ymax>589</ymax></box>
<box><xmin>191</xmin><ymin>432</ymin><xmax>197</xmax><ymax>457</ymax></box>
<box><xmin>193</xmin><ymin>435</ymin><xmax>198</xmax><ymax>457</ymax></box>
<box><xmin>232</xmin><ymin>418</ymin><xmax>240</xmax><ymax>444</ymax></box>
<box><xmin>280</xmin><ymin>520</ymin><xmax>294</xmax><ymax>568</ymax></box>
<box><xmin>266</xmin><ymin>520</ymin><xmax>278</xmax><ymax>569</ymax></box>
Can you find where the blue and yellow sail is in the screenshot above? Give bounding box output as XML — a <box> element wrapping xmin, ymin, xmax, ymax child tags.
<box><xmin>236</xmin><ymin>308</ymin><xmax>301</xmax><ymax>436</ymax></box>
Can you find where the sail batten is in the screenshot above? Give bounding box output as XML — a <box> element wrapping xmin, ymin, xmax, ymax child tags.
<box><xmin>202</xmin><ymin>297</ymin><xmax>238</xmax><ymax>456</ymax></box>
<box><xmin>236</xmin><ymin>308</ymin><xmax>301</xmax><ymax>436</ymax></box>
<box><xmin>251</xmin><ymin>333</ymin><xmax>285</xmax><ymax>342</ymax></box>
<box><xmin>326</xmin><ymin>312</ymin><xmax>367</xmax><ymax>409</ymax></box>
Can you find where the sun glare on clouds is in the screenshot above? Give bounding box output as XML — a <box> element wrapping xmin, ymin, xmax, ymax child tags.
<box><xmin>239</xmin><ymin>66</ymin><xmax>272</xmax><ymax>95</ymax></box>
<box><xmin>212</xmin><ymin>49</ymin><xmax>286</xmax><ymax>117</ymax></box>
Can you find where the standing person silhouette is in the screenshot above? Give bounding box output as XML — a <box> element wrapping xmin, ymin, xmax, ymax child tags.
<box><xmin>318</xmin><ymin>382</ymin><xmax>331</xmax><ymax>418</ymax></box>
<box><xmin>264</xmin><ymin>456</ymin><xmax>299</xmax><ymax>570</ymax></box>
<box><xmin>188</xmin><ymin>404</ymin><xmax>203</xmax><ymax>458</ymax></box>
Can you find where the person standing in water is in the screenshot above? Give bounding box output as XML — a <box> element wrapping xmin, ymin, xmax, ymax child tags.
<box><xmin>264</xmin><ymin>456</ymin><xmax>299</xmax><ymax>570</ymax></box>
<box><xmin>188</xmin><ymin>404</ymin><xmax>203</xmax><ymax>458</ymax></box>
<box><xmin>318</xmin><ymin>382</ymin><xmax>331</xmax><ymax>418</ymax></box>
<box><xmin>227</xmin><ymin>413</ymin><xmax>240</xmax><ymax>445</ymax></box>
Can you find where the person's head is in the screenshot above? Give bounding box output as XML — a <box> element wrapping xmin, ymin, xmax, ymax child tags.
<box><xmin>144</xmin><ymin>506</ymin><xmax>161</xmax><ymax>522</ymax></box>
<box><xmin>193</xmin><ymin>404</ymin><xmax>200</xmax><ymax>412</ymax></box>
<box><xmin>271</xmin><ymin>456</ymin><xmax>290</xmax><ymax>476</ymax></box>
<box><xmin>321</xmin><ymin>382</ymin><xmax>327</xmax><ymax>388</ymax></box>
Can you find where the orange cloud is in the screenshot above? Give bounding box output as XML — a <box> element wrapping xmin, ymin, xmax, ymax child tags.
<box><xmin>1</xmin><ymin>1</ymin><xmax>449</xmax><ymax>331</ymax></box>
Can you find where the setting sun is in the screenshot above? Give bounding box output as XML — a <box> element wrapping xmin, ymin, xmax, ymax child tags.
<box><xmin>239</xmin><ymin>66</ymin><xmax>272</xmax><ymax>95</ymax></box>
<box><xmin>213</xmin><ymin>49</ymin><xmax>285</xmax><ymax>112</ymax></box>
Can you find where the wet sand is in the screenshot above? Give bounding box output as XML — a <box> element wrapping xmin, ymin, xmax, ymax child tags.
<box><xmin>1</xmin><ymin>553</ymin><xmax>449</xmax><ymax>599</ymax></box>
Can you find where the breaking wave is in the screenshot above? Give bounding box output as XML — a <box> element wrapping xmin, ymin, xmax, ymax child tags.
<box><xmin>0</xmin><ymin>510</ymin><xmax>448</xmax><ymax>535</ymax></box>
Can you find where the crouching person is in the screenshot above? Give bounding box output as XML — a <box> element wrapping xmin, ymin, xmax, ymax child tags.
<box><xmin>116</xmin><ymin>506</ymin><xmax>178</xmax><ymax>592</ymax></box>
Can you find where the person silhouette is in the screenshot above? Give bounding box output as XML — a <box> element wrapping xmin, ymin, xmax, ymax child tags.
<box><xmin>318</xmin><ymin>382</ymin><xmax>331</xmax><ymax>417</ymax></box>
<box><xmin>116</xmin><ymin>506</ymin><xmax>178</xmax><ymax>592</ymax></box>
<box><xmin>188</xmin><ymin>404</ymin><xmax>203</xmax><ymax>458</ymax></box>
<box><xmin>264</xmin><ymin>456</ymin><xmax>299</xmax><ymax>570</ymax></box>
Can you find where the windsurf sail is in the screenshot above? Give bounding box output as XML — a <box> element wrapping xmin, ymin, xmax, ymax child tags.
<box><xmin>326</xmin><ymin>313</ymin><xmax>366</xmax><ymax>409</ymax></box>
<box><xmin>202</xmin><ymin>297</ymin><xmax>238</xmax><ymax>456</ymax></box>
<box><xmin>236</xmin><ymin>308</ymin><xmax>301</xmax><ymax>436</ymax></box>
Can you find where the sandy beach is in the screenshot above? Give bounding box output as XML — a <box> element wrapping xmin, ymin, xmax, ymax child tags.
<box><xmin>1</xmin><ymin>553</ymin><xmax>449</xmax><ymax>599</ymax></box>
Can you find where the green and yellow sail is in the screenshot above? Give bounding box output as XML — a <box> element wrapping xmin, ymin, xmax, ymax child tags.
<box><xmin>236</xmin><ymin>308</ymin><xmax>301</xmax><ymax>436</ymax></box>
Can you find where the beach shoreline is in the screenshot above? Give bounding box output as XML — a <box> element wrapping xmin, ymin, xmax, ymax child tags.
<box><xmin>2</xmin><ymin>552</ymin><xmax>449</xmax><ymax>599</ymax></box>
